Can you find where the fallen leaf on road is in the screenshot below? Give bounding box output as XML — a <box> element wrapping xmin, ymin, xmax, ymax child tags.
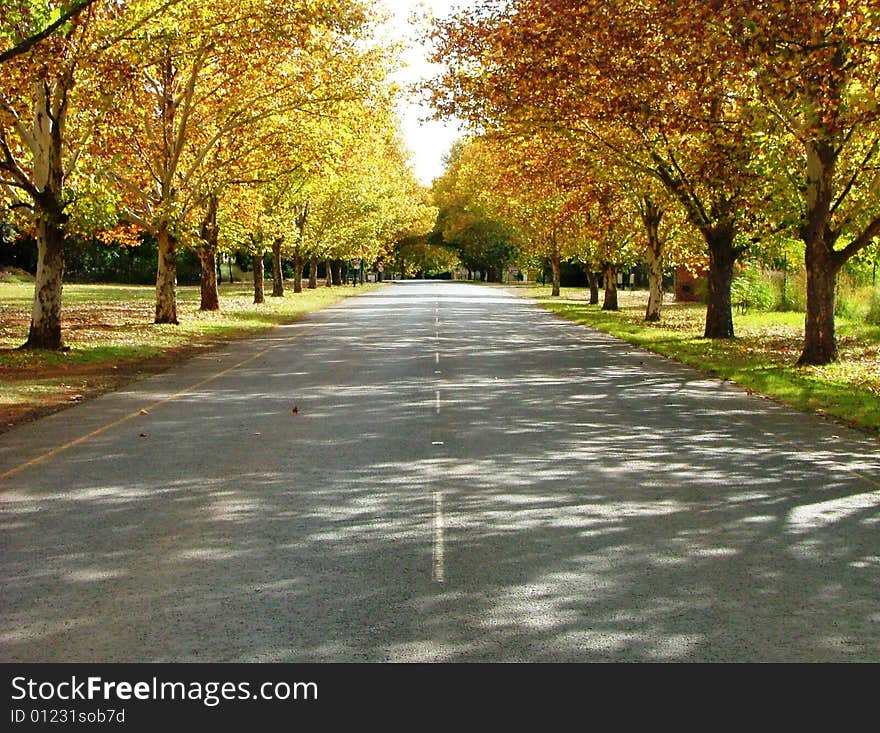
<box><xmin>139</xmin><ymin>432</ymin><xmax>147</xmax><ymax>437</ymax></box>
<box><xmin>292</xmin><ymin>406</ymin><xmax>299</xmax><ymax>414</ymax></box>
<box><xmin>139</xmin><ymin>409</ymin><xmax>149</xmax><ymax>415</ymax></box>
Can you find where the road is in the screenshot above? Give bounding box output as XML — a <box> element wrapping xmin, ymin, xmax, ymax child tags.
<box><xmin>1</xmin><ymin>281</ymin><xmax>879</xmax><ymax>662</ymax></box>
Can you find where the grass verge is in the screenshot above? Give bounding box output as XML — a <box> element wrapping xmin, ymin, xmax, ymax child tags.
<box><xmin>0</xmin><ymin>281</ymin><xmax>382</xmax><ymax>431</ymax></box>
<box><xmin>517</xmin><ymin>284</ymin><xmax>880</xmax><ymax>434</ymax></box>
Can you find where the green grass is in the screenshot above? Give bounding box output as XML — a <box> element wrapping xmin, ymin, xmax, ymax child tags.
<box><xmin>0</xmin><ymin>281</ymin><xmax>380</xmax><ymax>360</ymax></box>
<box><xmin>520</xmin><ymin>285</ymin><xmax>880</xmax><ymax>434</ymax></box>
<box><xmin>0</xmin><ymin>281</ymin><xmax>383</xmax><ymax>425</ymax></box>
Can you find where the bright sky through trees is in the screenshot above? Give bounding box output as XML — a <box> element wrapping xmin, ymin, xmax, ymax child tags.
<box><xmin>383</xmin><ymin>0</ymin><xmax>462</xmax><ymax>185</ymax></box>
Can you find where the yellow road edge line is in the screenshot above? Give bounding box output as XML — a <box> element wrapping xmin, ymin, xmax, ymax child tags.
<box><xmin>0</xmin><ymin>323</ymin><xmax>317</xmax><ymax>483</ymax></box>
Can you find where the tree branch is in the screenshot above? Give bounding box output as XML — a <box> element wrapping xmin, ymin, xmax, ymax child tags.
<box><xmin>112</xmin><ymin>171</ymin><xmax>153</xmax><ymax>211</ymax></box>
<box><xmin>0</xmin><ymin>93</ymin><xmax>39</xmax><ymax>154</ymax></box>
<box><xmin>1</xmin><ymin>179</ymin><xmax>33</xmax><ymax>208</ymax></box>
<box><xmin>118</xmin><ymin>206</ymin><xmax>152</xmax><ymax>230</ymax></box>
<box><xmin>0</xmin><ymin>129</ymin><xmax>39</xmax><ymax>197</ymax></box>
<box><xmin>835</xmin><ymin>216</ymin><xmax>880</xmax><ymax>265</ymax></box>
<box><xmin>168</xmin><ymin>44</ymin><xmax>211</xmax><ymax>181</ymax></box>
<box><xmin>0</xmin><ymin>0</ymin><xmax>99</xmax><ymax>64</ymax></box>
<box><xmin>831</xmin><ymin>137</ymin><xmax>879</xmax><ymax>218</ymax></box>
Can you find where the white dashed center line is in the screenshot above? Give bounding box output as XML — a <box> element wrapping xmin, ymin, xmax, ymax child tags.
<box><xmin>432</xmin><ymin>489</ymin><xmax>445</xmax><ymax>583</ymax></box>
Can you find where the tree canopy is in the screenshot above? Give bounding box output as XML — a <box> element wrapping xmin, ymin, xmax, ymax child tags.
<box><xmin>426</xmin><ymin>0</ymin><xmax>880</xmax><ymax>364</ymax></box>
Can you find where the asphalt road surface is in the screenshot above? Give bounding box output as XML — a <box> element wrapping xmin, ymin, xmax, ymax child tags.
<box><xmin>1</xmin><ymin>281</ymin><xmax>879</xmax><ymax>662</ymax></box>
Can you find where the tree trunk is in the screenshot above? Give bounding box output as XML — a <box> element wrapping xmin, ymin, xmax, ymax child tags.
<box><xmin>199</xmin><ymin>246</ymin><xmax>219</xmax><ymax>311</ymax></box>
<box><xmin>799</xmin><ymin>241</ymin><xmax>840</xmax><ymax>364</ymax></box>
<box><xmin>703</xmin><ymin>228</ymin><xmax>736</xmax><ymax>339</ymax></box>
<box><xmin>271</xmin><ymin>237</ymin><xmax>284</xmax><ymax>297</ymax></box>
<box><xmin>602</xmin><ymin>263</ymin><xmax>619</xmax><ymax>311</ymax></box>
<box><xmin>22</xmin><ymin>81</ymin><xmax>67</xmax><ymax>350</ymax></box>
<box><xmin>655</xmin><ymin>160</ymin><xmax>738</xmax><ymax>338</ymax></box>
<box><xmin>253</xmin><ymin>251</ymin><xmax>265</xmax><ymax>304</ymax></box>
<box><xmin>641</xmin><ymin>198</ymin><xmax>664</xmax><ymax>322</ymax></box>
<box><xmin>550</xmin><ymin>255</ymin><xmax>561</xmax><ymax>297</ymax></box>
<box><xmin>155</xmin><ymin>223</ymin><xmax>179</xmax><ymax>324</ymax></box>
<box><xmin>798</xmin><ymin>140</ymin><xmax>840</xmax><ymax>364</ymax></box>
<box><xmin>325</xmin><ymin>258</ymin><xmax>333</xmax><ymax>287</ymax></box>
<box><xmin>645</xmin><ymin>246</ymin><xmax>663</xmax><ymax>321</ymax></box>
<box><xmin>292</xmin><ymin>202</ymin><xmax>309</xmax><ymax>294</ymax></box>
<box><xmin>308</xmin><ymin>258</ymin><xmax>318</xmax><ymax>289</ymax></box>
<box><xmin>331</xmin><ymin>260</ymin><xmax>342</xmax><ymax>286</ymax></box>
<box><xmin>293</xmin><ymin>248</ymin><xmax>303</xmax><ymax>293</ymax></box>
<box><xmin>583</xmin><ymin>267</ymin><xmax>600</xmax><ymax>305</ymax></box>
<box><xmin>198</xmin><ymin>193</ymin><xmax>220</xmax><ymax>311</ymax></box>
<box><xmin>23</xmin><ymin>210</ymin><xmax>66</xmax><ymax>349</ymax></box>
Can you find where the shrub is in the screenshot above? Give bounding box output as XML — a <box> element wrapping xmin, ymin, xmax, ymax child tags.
<box><xmin>731</xmin><ymin>267</ymin><xmax>775</xmax><ymax>313</ymax></box>
<box><xmin>835</xmin><ymin>271</ymin><xmax>871</xmax><ymax>321</ymax></box>
<box><xmin>771</xmin><ymin>268</ymin><xmax>806</xmax><ymax>312</ymax></box>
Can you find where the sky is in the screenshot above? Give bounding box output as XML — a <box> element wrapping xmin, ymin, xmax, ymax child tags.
<box><xmin>381</xmin><ymin>1</ymin><xmax>465</xmax><ymax>186</ymax></box>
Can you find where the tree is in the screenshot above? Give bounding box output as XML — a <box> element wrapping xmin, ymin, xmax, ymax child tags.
<box><xmin>433</xmin><ymin>131</ymin><xmax>628</xmax><ymax>298</ymax></box>
<box><xmin>575</xmin><ymin>183</ymin><xmax>641</xmax><ymax>312</ymax></box>
<box><xmin>428</xmin><ymin>0</ymin><xmax>764</xmax><ymax>337</ymax></box>
<box><xmin>299</xmin><ymin>112</ymin><xmax>436</xmax><ymax>284</ymax></box>
<box><xmin>0</xmin><ymin>0</ymin><xmax>179</xmax><ymax>348</ymax></box>
<box><xmin>244</xmin><ymin>87</ymin><xmax>392</xmax><ymax>298</ymax></box>
<box><xmin>432</xmin><ymin>139</ymin><xmax>516</xmax><ymax>282</ymax></box>
<box><xmin>717</xmin><ymin>1</ymin><xmax>880</xmax><ymax>364</ymax></box>
<box><xmin>393</xmin><ymin>235</ymin><xmax>458</xmax><ymax>278</ymax></box>
<box><xmin>211</xmin><ymin>181</ymin><xmax>264</xmax><ymax>303</ymax></box>
<box><xmin>97</xmin><ymin>0</ymin><xmax>376</xmax><ymax>323</ymax></box>
<box><xmin>636</xmin><ymin>195</ymin><xmax>666</xmax><ymax>321</ymax></box>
